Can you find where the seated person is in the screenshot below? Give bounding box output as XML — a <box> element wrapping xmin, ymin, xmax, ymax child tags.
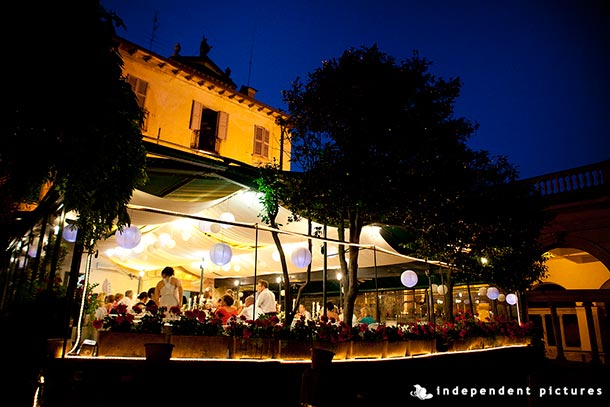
<box><xmin>320</xmin><ymin>301</ymin><xmax>340</xmax><ymax>322</ymax></box>
<box><xmin>132</xmin><ymin>291</ymin><xmax>149</xmax><ymax>313</ymax></box>
<box><xmin>358</xmin><ymin>306</ymin><xmax>375</xmax><ymax>325</ymax></box>
<box><xmin>237</xmin><ymin>295</ymin><xmax>263</xmax><ymax>321</ymax></box>
<box><xmin>214</xmin><ymin>294</ymin><xmax>239</xmax><ymax>324</ymax></box>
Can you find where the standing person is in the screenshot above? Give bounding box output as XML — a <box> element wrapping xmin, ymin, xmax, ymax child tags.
<box><xmin>255</xmin><ymin>279</ymin><xmax>277</xmax><ymax>316</ymax></box>
<box><xmin>153</xmin><ymin>266</ymin><xmax>183</xmax><ymax>309</ymax></box>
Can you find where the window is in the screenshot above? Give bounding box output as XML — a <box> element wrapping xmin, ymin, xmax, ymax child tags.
<box><xmin>253</xmin><ymin>125</ymin><xmax>270</xmax><ymax>158</ymax></box>
<box><xmin>189</xmin><ymin>100</ymin><xmax>228</xmax><ymax>153</ymax></box>
<box><xmin>127</xmin><ymin>75</ymin><xmax>149</xmax><ymax>130</ymax></box>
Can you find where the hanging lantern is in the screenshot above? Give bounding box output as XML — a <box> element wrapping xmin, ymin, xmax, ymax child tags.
<box><xmin>400</xmin><ymin>270</ymin><xmax>418</xmax><ymax>288</ymax></box>
<box><xmin>478</xmin><ymin>287</ymin><xmax>487</xmax><ymax>297</ymax></box>
<box><xmin>497</xmin><ymin>293</ymin><xmax>506</xmax><ymax>302</ymax></box>
<box><xmin>437</xmin><ymin>284</ymin><xmax>448</xmax><ymax>295</ymax></box>
<box><xmin>115</xmin><ymin>226</ymin><xmax>142</xmax><ymax>249</ymax></box>
<box><xmin>62</xmin><ymin>225</ymin><xmax>78</xmax><ymax>243</ymax></box>
<box><xmin>210</xmin><ymin>243</ymin><xmax>232</xmax><ymax>266</ymax></box>
<box><xmin>506</xmin><ymin>293</ymin><xmax>518</xmax><ymax>305</ymax></box>
<box><xmin>291</xmin><ymin>247</ymin><xmax>312</xmax><ymax>268</ymax></box>
<box><xmin>486</xmin><ymin>287</ymin><xmax>500</xmax><ymax>300</ymax></box>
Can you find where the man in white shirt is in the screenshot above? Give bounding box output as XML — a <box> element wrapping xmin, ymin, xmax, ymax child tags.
<box><xmin>118</xmin><ymin>289</ymin><xmax>134</xmax><ymax>310</ymax></box>
<box><xmin>237</xmin><ymin>295</ymin><xmax>263</xmax><ymax>320</ymax></box>
<box><xmin>255</xmin><ymin>279</ymin><xmax>277</xmax><ymax>316</ymax></box>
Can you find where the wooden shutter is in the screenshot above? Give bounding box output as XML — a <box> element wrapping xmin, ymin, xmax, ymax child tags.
<box><xmin>217</xmin><ymin>111</ymin><xmax>229</xmax><ymax>140</ymax></box>
<box><xmin>189</xmin><ymin>100</ymin><xmax>202</xmax><ymax>130</ymax></box>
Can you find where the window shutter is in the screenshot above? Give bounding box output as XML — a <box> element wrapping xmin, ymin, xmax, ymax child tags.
<box><xmin>253</xmin><ymin>126</ymin><xmax>263</xmax><ymax>155</ymax></box>
<box><xmin>262</xmin><ymin>129</ymin><xmax>270</xmax><ymax>157</ymax></box>
<box><xmin>217</xmin><ymin>111</ymin><xmax>229</xmax><ymax>140</ymax></box>
<box><xmin>189</xmin><ymin>100</ymin><xmax>202</xmax><ymax>130</ymax></box>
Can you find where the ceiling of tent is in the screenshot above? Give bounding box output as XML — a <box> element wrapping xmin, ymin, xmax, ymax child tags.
<box><xmin>91</xmin><ymin>142</ymin><xmax>444</xmax><ymax>291</ymax></box>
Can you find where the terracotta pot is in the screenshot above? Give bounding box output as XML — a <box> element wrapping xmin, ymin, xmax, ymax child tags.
<box><xmin>144</xmin><ymin>342</ymin><xmax>174</xmax><ymax>363</ymax></box>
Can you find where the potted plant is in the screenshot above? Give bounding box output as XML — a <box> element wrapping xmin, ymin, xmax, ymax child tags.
<box><xmin>276</xmin><ymin>317</ymin><xmax>316</xmax><ymax>360</ymax></box>
<box><xmin>168</xmin><ymin>308</ymin><xmax>230</xmax><ymax>358</ymax></box>
<box><xmin>92</xmin><ymin>303</ymin><xmax>168</xmax><ymax>357</ymax></box>
<box><xmin>349</xmin><ymin>323</ymin><xmax>387</xmax><ymax>359</ymax></box>
<box><xmin>404</xmin><ymin>320</ymin><xmax>438</xmax><ymax>356</ymax></box>
<box><xmin>382</xmin><ymin>324</ymin><xmax>408</xmax><ymax>358</ymax></box>
<box><xmin>311</xmin><ymin>317</ymin><xmax>352</xmax><ymax>360</ymax></box>
<box><xmin>227</xmin><ymin>314</ymin><xmax>282</xmax><ymax>359</ymax></box>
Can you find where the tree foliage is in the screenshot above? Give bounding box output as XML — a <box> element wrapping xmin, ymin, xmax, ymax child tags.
<box><xmin>1</xmin><ymin>1</ymin><xmax>148</xmax><ymax>251</ymax></box>
<box><xmin>281</xmin><ymin>45</ymin><xmax>548</xmax><ymax>324</ymax></box>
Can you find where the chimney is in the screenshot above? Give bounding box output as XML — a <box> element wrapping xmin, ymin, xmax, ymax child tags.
<box><xmin>240</xmin><ymin>85</ymin><xmax>257</xmax><ymax>99</ymax></box>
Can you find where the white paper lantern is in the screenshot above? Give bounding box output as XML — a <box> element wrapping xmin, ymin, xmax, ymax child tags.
<box><xmin>198</xmin><ymin>220</ymin><xmax>212</xmax><ymax>232</ymax></box>
<box><xmin>506</xmin><ymin>293</ymin><xmax>518</xmax><ymax>305</ymax></box>
<box><xmin>478</xmin><ymin>287</ymin><xmax>487</xmax><ymax>296</ymax></box>
<box><xmin>210</xmin><ymin>243</ymin><xmax>232</xmax><ymax>266</ymax></box>
<box><xmin>400</xmin><ymin>270</ymin><xmax>418</xmax><ymax>288</ymax></box>
<box><xmin>437</xmin><ymin>284</ymin><xmax>448</xmax><ymax>295</ymax></box>
<box><xmin>291</xmin><ymin>247</ymin><xmax>312</xmax><ymax>268</ymax></box>
<box><xmin>62</xmin><ymin>225</ymin><xmax>78</xmax><ymax>242</ymax></box>
<box><xmin>497</xmin><ymin>293</ymin><xmax>506</xmax><ymax>302</ymax></box>
<box><xmin>210</xmin><ymin>223</ymin><xmax>222</xmax><ymax>233</ymax></box>
<box><xmin>115</xmin><ymin>226</ymin><xmax>142</xmax><ymax>249</ymax></box>
<box><xmin>486</xmin><ymin>287</ymin><xmax>500</xmax><ymax>300</ymax></box>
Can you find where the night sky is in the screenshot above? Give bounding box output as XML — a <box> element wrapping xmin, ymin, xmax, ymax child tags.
<box><xmin>101</xmin><ymin>0</ymin><xmax>610</xmax><ymax>179</ymax></box>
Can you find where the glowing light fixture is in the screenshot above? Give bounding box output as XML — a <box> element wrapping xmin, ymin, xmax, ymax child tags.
<box><xmin>115</xmin><ymin>226</ymin><xmax>142</xmax><ymax>249</ymax></box>
<box><xmin>486</xmin><ymin>287</ymin><xmax>500</xmax><ymax>300</ymax></box>
<box><xmin>400</xmin><ymin>270</ymin><xmax>418</xmax><ymax>288</ymax></box>
<box><xmin>291</xmin><ymin>247</ymin><xmax>312</xmax><ymax>268</ymax></box>
<box><xmin>210</xmin><ymin>243</ymin><xmax>232</xmax><ymax>266</ymax></box>
<box><xmin>506</xmin><ymin>293</ymin><xmax>518</xmax><ymax>305</ymax></box>
<box><xmin>62</xmin><ymin>225</ymin><xmax>78</xmax><ymax>243</ymax></box>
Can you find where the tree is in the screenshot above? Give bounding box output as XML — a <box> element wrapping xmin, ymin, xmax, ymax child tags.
<box><xmin>282</xmin><ymin>45</ymin><xmax>548</xmax><ymax>325</ymax></box>
<box><xmin>1</xmin><ymin>1</ymin><xmax>147</xmax><ymax>252</ymax></box>
<box><xmin>282</xmin><ymin>45</ymin><xmax>485</xmax><ymax>326</ymax></box>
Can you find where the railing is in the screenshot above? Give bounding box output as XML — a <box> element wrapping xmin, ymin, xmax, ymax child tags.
<box><xmin>523</xmin><ymin>159</ymin><xmax>609</xmax><ymax>203</ymax></box>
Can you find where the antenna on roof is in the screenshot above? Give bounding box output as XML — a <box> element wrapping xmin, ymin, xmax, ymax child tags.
<box><xmin>149</xmin><ymin>11</ymin><xmax>159</xmax><ymax>51</ymax></box>
<box><xmin>247</xmin><ymin>21</ymin><xmax>257</xmax><ymax>87</ymax></box>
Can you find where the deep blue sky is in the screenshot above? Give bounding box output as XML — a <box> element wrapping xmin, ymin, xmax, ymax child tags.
<box><xmin>101</xmin><ymin>0</ymin><xmax>609</xmax><ymax>179</ymax></box>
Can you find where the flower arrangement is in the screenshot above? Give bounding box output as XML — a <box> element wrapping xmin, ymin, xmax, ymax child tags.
<box><xmin>351</xmin><ymin>323</ymin><xmax>386</xmax><ymax>341</ymax></box>
<box><xmin>169</xmin><ymin>308</ymin><xmax>226</xmax><ymax>336</ymax></box>
<box><xmin>92</xmin><ymin>303</ymin><xmax>167</xmax><ymax>333</ymax></box>
<box><xmin>404</xmin><ymin>320</ymin><xmax>438</xmax><ymax>340</ymax></box>
<box><xmin>313</xmin><ymin>317</ymin><xmax>352</xmax><ymax>344</ymax></box>
<box><xmin>226</xmin><ymin>314</ymin><xmax>283</xmax><ymax>339</ymax></box>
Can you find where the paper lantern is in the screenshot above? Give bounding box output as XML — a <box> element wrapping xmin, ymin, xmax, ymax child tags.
<box><xmin>115</xmin><ymin>226</ymin><xmax>142</xmax><ymax>249</ymax></box>
<box><xmin>291</xmin><ymin>247</ymin><xmax>312</xmax><ymax>268</ymax></box>
<box><xmin>62</xmin><ymin>225</ymin><xmax>78</xmax><ymax>242</ymax></box>
<box><xmin>486</xmin><ymin>287</ymin><xmax>499</xmax><ymax>300</ymax></box>
<box><xmin>506</xmin><ymin>293</ymin><xmax>518</xmax><ymax>305</ymax></box>
<box><xmin>431</xmin><ymin>284</ymin><xmax>438</xmax><ymax>293</ymax></box>
<box><xmin>400</xmin><ymin>270</ymin><xmax>418</xmax><ymax>288</ymax></box>
<box><xmin>210</xmin><ymin>243</ymin><xmax>232</xmax><ymax>266</ymax></box>
<box><xmin>437</xmin><ymin>284</ymin><xmax>448</xmax><ymax>295</ymax></box>
<box><xmin>478</xmin><ymin>287</ymin><xmax>487</xmax><ymax>296</ymax></box>
<box><xmin>497</xmin><ymin>293</ymin><xmax>506</xmax><ymax>302</ymax></box>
